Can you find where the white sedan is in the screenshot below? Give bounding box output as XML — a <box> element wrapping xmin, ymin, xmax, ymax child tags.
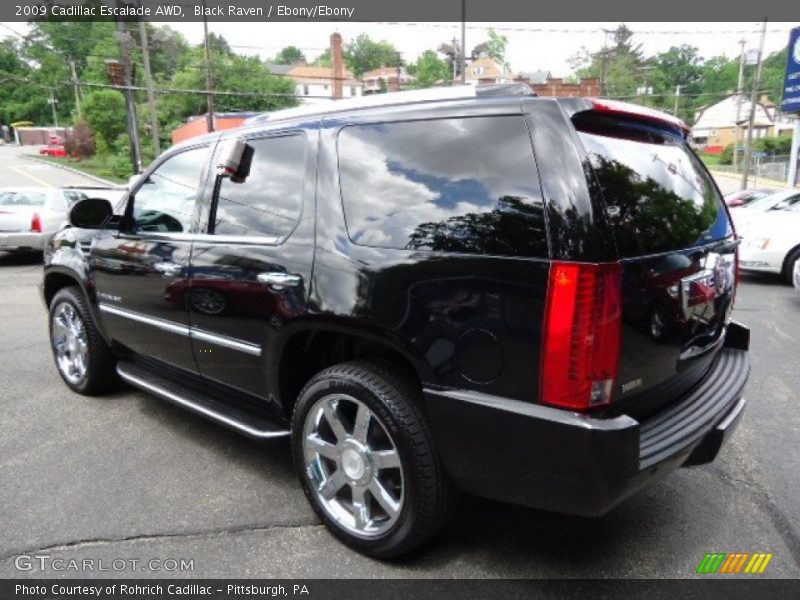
<box><xmin>0</xmin><ymin>188</ymin><xmax>87</xmax><ymax>252</ymax></box>
<box><xmin>738</xmin><ymin>201</ymin><xmax>800</xmax><ymax>283</ymax></box>
<box><xmin>731</xmin><ymin>188</ymin><xmax>800</xmax><ymax>231</ymax></box>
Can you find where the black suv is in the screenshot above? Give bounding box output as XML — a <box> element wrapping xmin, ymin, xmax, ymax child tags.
<box><xmin>43</xmin><ymin>87</ymin><xmax>750</xmax><ymax>557</ymax></box>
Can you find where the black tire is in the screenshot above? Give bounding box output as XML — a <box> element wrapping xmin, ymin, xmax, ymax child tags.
<box><xmin>782</xmin><ymin>248</ymin><xmax>800</xmax><ymax>285</ymax></box>
<box><xmin>49</xmin><ymin>286</ymin><xmax>118</xmax><ymax>395</ymax></box>
<box><xmin>291</xmin><ymin>359</ymin><xmax>452</xmax><ymax>558</ymax></box>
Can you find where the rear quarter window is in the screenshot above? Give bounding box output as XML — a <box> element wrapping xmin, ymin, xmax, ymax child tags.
<box><xmin>337</xmin><ymin>115</ymin><xmax>547</xmax><ymax>258</ymax></box>
<box><xmin>574</xmin><ymin>113</ymin><xmax>732</xmax><ymax>257</ymax></box>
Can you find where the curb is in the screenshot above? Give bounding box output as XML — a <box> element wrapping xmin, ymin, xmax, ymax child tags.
<box><xmin>23</xmin><ymin>155</ymin><xmax>123</xmax><ymax>188</ymax></box>
<box><xmin>708</xmin><ymin>169</ymin><xmax>794</xmax><ymax>190</ymax></box>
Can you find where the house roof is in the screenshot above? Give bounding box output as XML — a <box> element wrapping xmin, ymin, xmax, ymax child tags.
<box><xmin>362</xmin><ymin>65</ymin><xmax>413</xmax><ymax>80</ymax></box>
<box><xmin>264</xmin><ymin>62</ymin><xmax>293</xmax><ymax>75</ymax></box>
<box><xmin>287</xmin><ymin>64</ymin><xmax>360</xmax><ymax>84</ymax></box>
<box><xmin>465</xmin><ymin>57</ymin><xmax>507</xmax><ymax>81</ymax></box>
<box><xmin>691</xmin><ymin>94</ymin><xmax>774</xmax><ymax>132</ymax></box>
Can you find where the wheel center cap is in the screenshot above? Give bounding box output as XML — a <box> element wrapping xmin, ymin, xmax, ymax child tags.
<box><xmin>341</xmin><ymin>448</ymin><xmax>366</xmax><ymax>480</ymax></box>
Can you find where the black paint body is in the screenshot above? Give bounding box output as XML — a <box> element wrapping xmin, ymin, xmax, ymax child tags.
<box><xmin>43</xmin><ymin>96</ymin><xmax>750</xmax><ymax>516</ymax></box>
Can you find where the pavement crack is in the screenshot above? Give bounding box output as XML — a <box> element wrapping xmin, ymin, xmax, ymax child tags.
<box><xmin>710</xmin><ymin>464</ymin><xmax>800</xmax><ymax>569</ymax></box>
<box><xmin>0</xmin><ymin>519</ymin><xmax>322</xmax><ymax>563</ymax></box>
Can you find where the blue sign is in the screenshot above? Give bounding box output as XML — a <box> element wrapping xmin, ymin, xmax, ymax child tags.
<box><xmin>782</xmin><ymin>27</ymin><xmax>800</xmax><ymax>113</ymax></box>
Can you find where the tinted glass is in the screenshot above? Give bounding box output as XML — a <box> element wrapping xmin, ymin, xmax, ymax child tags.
<box><xmin>338</xmin><ymin>116</ymin><xmax>546</xmax><ymax>257</ymax></box>
<box><xmin>213</xmin><ymin>135</ymin><xmax>305</xmax><ymax>238</ymax></box>
<box><xmin>0</xmin><ymin>191</ymin><xmax>47</xmax><ymax>206</ymax></box>
<box><xmin>133</xmin><ymin>146</ymin><xmax>208</xmax><ymax>233</ymax></box>
<box><xmin>575</xmin><ymin>114</ymin><xmax>731</xmax><ymax>257</ymax></box>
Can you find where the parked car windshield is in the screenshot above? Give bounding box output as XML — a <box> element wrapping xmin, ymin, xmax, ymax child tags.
<box><xmin>0</xmin><ymin>191</ymin><xmax>47</xmax><ymax>206</ymax></box>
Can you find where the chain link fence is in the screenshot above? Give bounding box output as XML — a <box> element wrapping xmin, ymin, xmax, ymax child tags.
<box><xmin>714</xmin><ymin>154</ymin><xmax>793</xmax><ymax>184</ymax></box>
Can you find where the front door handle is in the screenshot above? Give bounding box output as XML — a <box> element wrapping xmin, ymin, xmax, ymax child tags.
<box><xmin>153</xmin><ymin>262</ymin><xmax>182</xmax><ymax>277</ymax></box>
<box><xmin>257</xmin><ymin>272</ymin><xmax>302</xmax><ymax>290</ymax></box>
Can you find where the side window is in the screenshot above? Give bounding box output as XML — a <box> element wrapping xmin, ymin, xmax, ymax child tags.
<box><xmin>132</xmin><ymin>146</ymin><xmax>208</xmax><ymax>233</ymax></box>
<box><xmin>337</xmin><ymin>116</ymin><xmax>547</xmax><ymax>257</ymax></box>
<box><xmin>212</xmin><ymin>135</ymin><xmax>306</xmax><ymax>239</ymax></box>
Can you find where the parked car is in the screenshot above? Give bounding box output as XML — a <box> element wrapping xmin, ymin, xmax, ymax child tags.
<box><xmin>41</xmin><ymin>88</ymin><xmax>750</xmax><ymax>557</ymax></box>
<box><xmin>0</xmin><ymin>187</ymin><xmax>87</xmax><ymax>252</ymax></box>
<box><xmin>731</xmin><ymin>188</ymin><xmax>800</xmax><ymax>229</ymax></box>
<box><xmin>39</xmin><ymin>143</ymin><xmax>68</xmax><ymax>158</ymax></box>
<box><xmin>724</xmin><ymin>187</ymin><xmax>776</xmax><ymax>208</ymax></box>
<box><xmin>793</xmin><ymin>258</ymin><xmax>800</xmax><ymax>292</ymax></box>
<box><xmin>738</xmin><ymin>202</ymin><xmax>800</xmax><ymax>283</ymax></box>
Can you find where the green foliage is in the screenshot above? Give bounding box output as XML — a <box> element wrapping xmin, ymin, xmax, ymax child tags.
<box><xmin>753</xmin><ymin>135</ymin><xmax>793</xmax><ymax>155</ymax></box>
<box><xmin>273</xmin><ymin>46</ymin><xmax>306</xmax><ymax>65</ymax></box>
<box><xmin>486</xmin><ymin>29</ymin><xmax>509</xmax><ymax>69</ymax></box>
<box><xmin>344</xmin><ymin>34</ymin><xmax>401</xmax><ymax>78</ymax></box>
<box><xmin>82</xmin><ymin>90</ymin><xmax>127</xmax><ymax>147</ymax></box>
<box><xmin>411</xmin><ymin>51</ymin><xmax>451</xmax><ymax>88</ymax></box>
<box><xmin>719</xmin><ymin>144</ymin><xmax>734</xmax><ymax>165</ymax></box>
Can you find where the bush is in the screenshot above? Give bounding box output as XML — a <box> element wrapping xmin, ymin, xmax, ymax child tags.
<box><xmin>64</xmin><ymin>120</ymin><xmax>95</xmax><ymax>159</ymax></box>
<box><xmin>719</xmin><ymin>144</ymin><xmax>733</xmax><ymax>165</ymax></box>
<box><xmin>753</xmin><ymin>135</ymin><xmax>793</xmax><ymax>155</ymax></box>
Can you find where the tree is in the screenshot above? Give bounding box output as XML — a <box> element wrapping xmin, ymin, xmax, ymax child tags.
<box><xmin>82</xmin><ymin>90</ymin><xmax>127</xmax><ymax>147</ymax></box>
<box><xmin>411</xmin><ymin>50</ymin><xmax>451</xmax><ymax>88</ymax></box>
<box><xmin>569</xmin><ymin>24</ymin><xmax>645</xmax><ymax>98</ymax></box>
<box><xmin>344</xmin><ymin>34</ymin><xmax>402</xmax><ymax>78</ymax></box>
<box><xmin>485</xmin><ymin>29</ymin><xmax>509</xmax><ymax>69</ymax></box>
<box><xmin>273</xmin><ymin>46</ymin><xmax>306</xmax><ymax>65</ymax></box>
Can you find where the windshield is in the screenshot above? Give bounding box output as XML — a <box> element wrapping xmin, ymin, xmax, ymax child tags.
<box><xmin>747</xmin><ymin>192</ymin><xmax>800</xmax><ymax>212</ymax></box>
<box><xmin>0</xmin><ymin>191</ymin><xmax>47</xmax><ymax>206</ymax></box>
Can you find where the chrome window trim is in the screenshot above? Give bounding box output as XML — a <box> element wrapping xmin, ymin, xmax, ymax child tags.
<box><xmin>98</xmin><ymin>303</ymin><xmax>261</xmax><ymax>356</ymax></box>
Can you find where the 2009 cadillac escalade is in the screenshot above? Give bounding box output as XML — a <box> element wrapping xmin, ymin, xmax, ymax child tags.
<box><xmin>42</xmin><ymin>85</ymin><xmax>750</xmax><ymax>557</ymax></box>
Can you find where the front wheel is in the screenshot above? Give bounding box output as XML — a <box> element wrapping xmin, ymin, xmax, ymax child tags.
<box><xmin>291</xmin><ymin>360</ymin><xmax>452</xmax><ymax>558</ymax></box>
<box><xmin>49</xmin><ymin>287</ymin><xmax>118</xmax><ymax>395</ymax></box>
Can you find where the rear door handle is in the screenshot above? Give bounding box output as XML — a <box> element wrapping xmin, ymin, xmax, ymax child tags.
<box><xmin>257</xmin><ymin>272</ymin><xmax>302</xmax><ymax>290</ymax></box>
<box><xmin>153</xmin><ymin>262</ymin><xmax>182</xmax><ymax>277</ymax></box>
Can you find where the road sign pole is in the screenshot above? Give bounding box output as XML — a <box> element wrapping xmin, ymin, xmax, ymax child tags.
<box><xmin>788</xmin><ymin>120</ymin><xmax>800</xmax><ymax>187</ymax></box>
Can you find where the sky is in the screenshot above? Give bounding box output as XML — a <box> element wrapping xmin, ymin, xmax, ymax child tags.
<box><xmin>159</xmin><ymin>21</ymin><xmax>800</xmax><ymax>75</ymax></box>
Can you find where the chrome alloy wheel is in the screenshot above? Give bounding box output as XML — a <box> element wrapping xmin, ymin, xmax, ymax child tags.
<box><xmin>303</xmin><ymin>394</ymin><xmax>404</xmax><ymax>538</ymax></box>
<box><xmin>51</xmin><ymin>302</ymin><xmax>89</xmax><ymax>385</ymax></box>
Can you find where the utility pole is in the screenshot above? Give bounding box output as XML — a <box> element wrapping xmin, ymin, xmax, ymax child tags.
<box><xmin>69</xmin><ymin>60</ymin><xmax>81</xmax><ymax>116</ymax></box>
<box><xmin>741</xmin><ymin>20</ymin><xmax>767</xmax><ymax>190</ymax></box>
<box><xmin>674</xmin><ymin>85</ymin><xmax>681</xmax><ymax>116</ymax></box>
<box><xmin>788</xmin><ymin>119</ymin><xmax>799</xmax><ymax>187</ymax></box>
<box><xmin>116</xmin><ymin>13</ymin><xmax>142</xmax><ymax>173</ymax></box>
<box><xmin>48</xmin><ymin>89</ymin><xmax>58</xmax><ymax>127</ymax></box>
<box><xmin>202</xmin><ymin>0</ymin><xmax>215</xmax><ymax>133</ymax></box>
<box><xmin>733</xmin><ymin>39</ymin><xmax>746</xmax><ymax>173</ymax></box>
<box><xmin>451</xmin><ymin>37</ymin><xmax>458</xmax><ymax>81</ymax></box>
<box><xmin>460</xmin><ymin>0</ymin><xmax>466</xmax><ymax>85</ymax></box>
<box><xmin>138</xmin><ymin>19</ymin><xmax>160</xmax><ymax>156</ymax></box>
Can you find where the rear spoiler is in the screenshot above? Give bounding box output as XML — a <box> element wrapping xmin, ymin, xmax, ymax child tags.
<box><xmin>557</xmin><ymin>97</ymin><xmax>691</xmax><ymax>138</ymax></box>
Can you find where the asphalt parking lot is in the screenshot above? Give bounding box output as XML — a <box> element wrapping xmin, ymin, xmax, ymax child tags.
<box><xmin>0</xmin><ymin>151</ymin><xmax>799</xmax><ymax>578</ymax></box>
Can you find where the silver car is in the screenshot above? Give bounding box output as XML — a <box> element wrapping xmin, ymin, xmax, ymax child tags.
<box><xmin>794</xmin><ymin>257</ymin><xmax>800</xmax><ymax>292</ymax></box>
<box><xmin>0</xmin><ymin>188</ymin><xmax>87</xmax><ymax>252</ymax></box>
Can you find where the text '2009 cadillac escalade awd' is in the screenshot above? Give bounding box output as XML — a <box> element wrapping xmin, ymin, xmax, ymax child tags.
<box><xmin>42</xmin><ymin>85</ymin><xmax>750</xmax><ymax>558</ymax></box>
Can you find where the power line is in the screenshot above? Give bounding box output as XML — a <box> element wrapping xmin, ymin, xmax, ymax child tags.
<box><xmin>375</xmin><ymin>22</ymin><xmax>795</xmax><ymax>36</ymax></box>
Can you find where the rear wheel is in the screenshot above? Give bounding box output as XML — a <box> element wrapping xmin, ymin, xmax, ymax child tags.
<box><xmin>291</xmin><ymin>360</ymin><xmax>452</xmax><ymax>558</ymax></box>
<box><xmin>49</xmin><ymin>287</ymin><xmax>118</xmax><ymax>395</ymax></box>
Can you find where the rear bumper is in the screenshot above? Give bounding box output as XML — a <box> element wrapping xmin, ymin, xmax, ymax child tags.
<box><xmin>424</xmin><ymin>322</ymin><xmax>750</xmax><ymax>517</ymax></box>
<box><xmin>0</xmin><ymin>232</ymin><xmax>47</xmax><ymax>250</ymax></box>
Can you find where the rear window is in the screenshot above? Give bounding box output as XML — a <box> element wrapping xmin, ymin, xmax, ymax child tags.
<box><xmin>338</xmin><ymin>116</ymin><xmax>546</xmax><ymax>257</ymax></box>
<box><xmin>574</xmin><ymin>113</ymin><xmax>732</xmax><ymax>257</ymax></box>
<box><xmin>0</xmin><ymin>191</ymin><xmax>47</xmax><ymax>206</ymax></box>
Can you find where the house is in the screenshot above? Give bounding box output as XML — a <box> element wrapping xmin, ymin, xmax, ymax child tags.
<box><xmin>465</xmin><ymin>57</ymin><xmax>512</xmax><ymax>85</ymax></box>
<box><xmin>516</xmin><ymin>70</ymin><xmax>551</xmax><ymax>85</ymax></box>
<box><xmin>362</xmin><ymin>65</ymin><xmax>415</xmax><ymax>93</ymax></box>
<box><xmin>691</xmin><ymin>95</ymin><xmax>788</xmax><ymax>152</ymax></box>
<box><xmin>171</xmin><ymin>112</ymin><xmax>260</xmax><ymax>145</ymax></box>
<box><xmin>286</xmin><ymin>64</ymin><xmax>363</xmax><ymax>104</ymax></box>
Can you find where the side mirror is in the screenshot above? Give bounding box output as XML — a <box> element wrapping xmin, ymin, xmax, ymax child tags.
<box><xmin>69</xmin><ymin>197</ymin><xmax>114</xmax><ymax>229</ymax></box>
<box><xmin>216</xmin><ymin>137</ymin><xmax>253</xmax><ymax>183</ymax></box>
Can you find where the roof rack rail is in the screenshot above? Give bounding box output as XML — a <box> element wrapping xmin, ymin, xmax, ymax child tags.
<box><xmin>242</xmin><ymin>83</ymin><xmax>536</xmax><ymax>126</ymax></box>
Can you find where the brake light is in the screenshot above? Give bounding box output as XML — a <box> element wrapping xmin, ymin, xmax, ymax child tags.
<box><xmin>30</xmin><ymin>212</ymin><xmax>42</xmax><ymax>233</ymax></box>
<box><xmin>589</xmin><ymin>98</ymin><xmax>690</xmax><ymax>135</ymax></box>
<box><xmin>540</xmin><ymin>261</ymin><xmax>622</xmax><ymax>411</ymax></box>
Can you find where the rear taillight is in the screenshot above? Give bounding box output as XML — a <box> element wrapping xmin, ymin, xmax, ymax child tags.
<box><xmin>30</xmin><ymin>212</ymin><xmax>42</xmax><ymax>233</ymax></box>
<box><xmin>540</xmin><ymin>261</ymin><xmax>622</xmax><ymax>411</ymax></box>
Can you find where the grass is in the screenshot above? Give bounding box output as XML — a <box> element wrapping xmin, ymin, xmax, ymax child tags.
<box><xmin>697</xmin><ymin>151</ymin><xmax>722</xmax><ymax>167</ymax></box>
<box><xmin>32</xmin><ymin>154</ymin><xmax>130</xmax><ymax>184</ymax></box>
